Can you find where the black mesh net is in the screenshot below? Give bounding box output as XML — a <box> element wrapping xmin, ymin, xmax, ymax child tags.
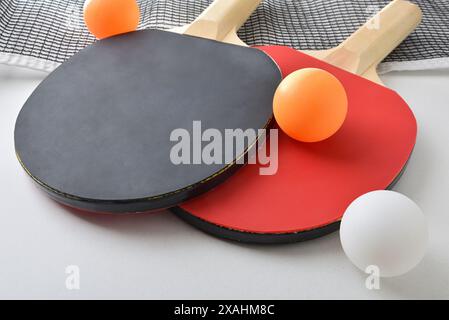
<box><xmin>0</xmin><ymin>0</ymin><xmax>448</xmax><ymax>71</ymax></box>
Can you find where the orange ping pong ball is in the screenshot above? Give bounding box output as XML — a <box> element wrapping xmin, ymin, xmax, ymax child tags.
<box><xmin>273</xmin><ymin>68</ymin><xmax>348</xmax><ymax>143</ymax></box>
<box><xmin>83</xmin><ymin>0</ymin><xmax>140</xmax><ymax>40</ymax></box>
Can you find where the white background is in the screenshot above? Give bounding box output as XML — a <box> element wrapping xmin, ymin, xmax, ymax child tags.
<box><xmin>0</xmin><ymin>64</ymin><xmax>448</xmax><ymax>299</ymax></box>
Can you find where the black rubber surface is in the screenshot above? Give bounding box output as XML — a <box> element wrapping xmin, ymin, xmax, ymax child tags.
<box><xmin>14</xmin><ymin>29</ymin><xmax>281</xmax><ymax>213</ymax></box>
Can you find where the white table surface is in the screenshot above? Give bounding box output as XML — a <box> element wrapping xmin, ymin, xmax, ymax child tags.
<box><xmin>0</xmin><ymin>64</ymin><xmax>448</xmax><ymax>300</ymax></box>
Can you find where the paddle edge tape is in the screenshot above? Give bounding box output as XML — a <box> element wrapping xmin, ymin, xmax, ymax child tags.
<box><xmin>15</xmin><ymin>128</ymin><xmax>269</xmax><ymax>214</ymax></box>
<box><xmin>171</xmin><ymin>152</ymin><xmax>413</xmax><ymax>244</ymax></box>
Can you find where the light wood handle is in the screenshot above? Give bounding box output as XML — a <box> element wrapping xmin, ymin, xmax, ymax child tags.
<box><xmin>327</xmin><ymin>0</ymin><xmax>422</xmax><ymax>75</ymax></box>
<box><xmin>183</xmin><ymin>0</ymin><xmax>262</xmax><ymax>42</ymax></box>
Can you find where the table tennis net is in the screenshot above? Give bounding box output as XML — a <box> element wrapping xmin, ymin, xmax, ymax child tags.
<box><xmin>0</xmin><ymin>0</ymin><xmax>448</xmax><ymax>73</ymax></box>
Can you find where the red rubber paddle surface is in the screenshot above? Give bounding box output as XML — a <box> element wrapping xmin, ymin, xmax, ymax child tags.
<box><xmin>172</xmin><ymin>46</ymin><xmax>417</xmax><ymax>243</ymax></box>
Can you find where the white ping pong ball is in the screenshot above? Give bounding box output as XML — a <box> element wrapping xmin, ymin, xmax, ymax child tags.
<box><xmin>340</xmin><ymin>190</ymin><xmax>428</xmax><ymax>277</ymax></box>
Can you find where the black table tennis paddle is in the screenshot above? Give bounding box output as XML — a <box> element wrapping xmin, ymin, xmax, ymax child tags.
<box><xmin>14</xmin><ymin>0</ymin><xmax>281</xmax><ymax>213</ymax></box>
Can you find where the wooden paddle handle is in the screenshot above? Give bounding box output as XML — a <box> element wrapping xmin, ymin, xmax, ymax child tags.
<box><xmin>183</xmin><ymin>0</ymin><xmax>262</xmax><ymax>42</ymax></box>
<box><xmin>329</xmin><ymin>0</ymin><xmax>422</xmax><ymax>75</ymax></box>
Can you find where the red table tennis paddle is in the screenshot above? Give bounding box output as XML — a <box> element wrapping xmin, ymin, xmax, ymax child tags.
<box><xmin>172</xmin><ymin>0</ymin><xmax>422</xmax><ymax>244</ymax></box>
